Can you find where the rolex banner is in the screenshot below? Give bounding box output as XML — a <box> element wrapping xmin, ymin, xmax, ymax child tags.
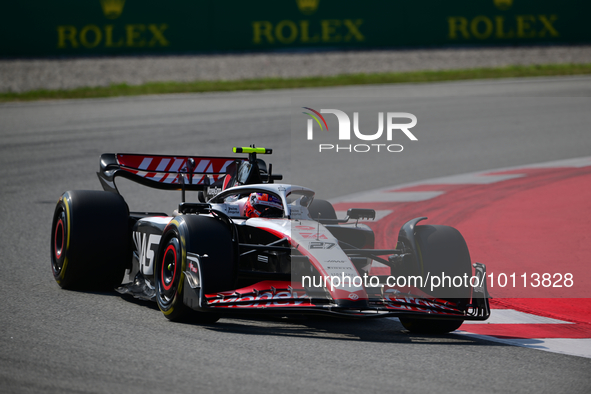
<box><xmin>1</xmin><ymin>0</ymin><xmax>587</xmax><ymax>57</ymax></box>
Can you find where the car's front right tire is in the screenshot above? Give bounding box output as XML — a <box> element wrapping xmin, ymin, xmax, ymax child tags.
<box><xmin>155</xmin><ymin>215</ymin><xmax>236</xmax><ymax>323</ymax></box>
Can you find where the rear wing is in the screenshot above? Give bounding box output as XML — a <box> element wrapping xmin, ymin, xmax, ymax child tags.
<box><xmin>97</xmin><ymin>153</ymin><xmax>244</xmax><ymax>194</ymax></box>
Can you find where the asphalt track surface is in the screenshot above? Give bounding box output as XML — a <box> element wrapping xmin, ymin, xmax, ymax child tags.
<box><xmin>1</xmin><ymin>76</ymin><xmax>591</xmax><ymax>393</ymax></box>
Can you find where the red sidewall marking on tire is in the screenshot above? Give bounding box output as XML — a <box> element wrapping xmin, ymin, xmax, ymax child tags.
<box><xmin>161</xmin><ymin>244</ymin><xmax>177</xmax><ymax>292</ymax></box>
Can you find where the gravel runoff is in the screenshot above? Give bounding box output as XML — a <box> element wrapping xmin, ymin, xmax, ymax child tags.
<box><xmin>1</xmin><ymin>45</ymin><xmax>591</xmax><ymax>93</ymax></box>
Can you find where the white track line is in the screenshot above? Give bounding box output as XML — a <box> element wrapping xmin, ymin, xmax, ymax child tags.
<box><xmin>462</xmin><ymin>309</ymin><xmax>573</xmax><ymax>324</ymax></box>
<box><xmin>331</xmin><ymin>155</ymin><xmax>591</xmax><ymax>204</ymax></box>
<box><xmin>336</xmin><ymin>191</ymin><xmax>444</xmax><ymax>203</ymax></box>
<box><xmin>455</xmin><ymin>333</ymin><xmax>591</xmax><ymax>359</ymax></box>
<box><xmin>516</xmin><ymin>156</ymin><xmax>591</xmax><ymax>169</ymax></box>
<box><xmin>412</xmin><ymin>173</ymin><xmax>524</xmax><ymax>184</ymax></box>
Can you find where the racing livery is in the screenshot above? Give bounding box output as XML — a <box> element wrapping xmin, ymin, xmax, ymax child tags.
<box><xmin>50</xmin><ymin>146</ymin><xmax>490</xmax><ymax>333</ymax></box>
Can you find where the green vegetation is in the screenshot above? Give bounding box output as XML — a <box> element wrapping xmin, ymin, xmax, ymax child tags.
<box><xmin>2</xmin><ymin>63</ymin><xmax>590</xmax><ymax>102</ymax></box>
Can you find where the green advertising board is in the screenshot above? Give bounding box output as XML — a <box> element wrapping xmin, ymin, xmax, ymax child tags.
<box><xmin>0</xmin><ymin>0</ymin><xmax>587</xmax><ymax>57</ymax></box>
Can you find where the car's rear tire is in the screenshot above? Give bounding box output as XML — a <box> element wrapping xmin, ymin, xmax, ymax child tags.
<box><xmin>308</xmin><ymin>199</ymin><xmax>337</xmax><ymax>220</ymax></box>
<box><xmin>399</xmin><ymin>225</ymin><xmax>471</xmax><ymax>334</ymax></box>
<box><xmin>50</xmin><ymin>190</ymin><xmax>130</xmax><ymax>290</ymax></box>
<box><xmin>155</xmin><ymin>215</ymin><xmax>237</xmax><ymax>322</ymax></box>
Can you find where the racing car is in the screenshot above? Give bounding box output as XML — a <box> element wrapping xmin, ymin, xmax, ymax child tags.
<box><xmin>50</xmin><ymin>146</ymin><xmax>490</xmax><ymax>333</ymax></box>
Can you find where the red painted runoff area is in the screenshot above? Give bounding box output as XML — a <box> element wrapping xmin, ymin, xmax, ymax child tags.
<box><xmin>333</xmin><ymin>164</ymin><xmax>591</xmax><ymax>341</ymax></box>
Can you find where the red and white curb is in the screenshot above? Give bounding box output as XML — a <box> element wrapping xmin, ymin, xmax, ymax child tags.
<box><xmin>457</xmin><ymin>308</ymin><xmax>591</xmax><ymax>359</ymax></box>
<box><xmin>331</xmin><ymin>156</ymin><xmax>591</xmax><ymax>358</ymax></box>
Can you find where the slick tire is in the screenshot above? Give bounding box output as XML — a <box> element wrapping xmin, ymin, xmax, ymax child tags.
<box><xmin>308</xmin><ymin>199</ymin><xmax>337</xmax><ymax>220</ymax></box>
<box><xmin>155</xmin><ymin>215</ymin><xmax>236</xmax><ymax>323</ymax></box>
<box><xmin>399</xmin><ymin>225</ymin><xmax>471</xmax><ymax>334</ymax></box>
<box><xmin>50</xmin><ymin>190</ymin><xmax>130</xmax><ymax>290</ymax></box>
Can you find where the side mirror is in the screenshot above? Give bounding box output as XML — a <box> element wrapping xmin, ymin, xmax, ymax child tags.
<box><xmin>346</xmin><ymin>208</ymin><xmax>376</xmax><ymax>221</ymax></box>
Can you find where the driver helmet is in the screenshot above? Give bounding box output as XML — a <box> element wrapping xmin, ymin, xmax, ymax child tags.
<box><xmin>244</xmin><ymin>193</ymin><xmax>283</xmax><ymax>218</ymax></box>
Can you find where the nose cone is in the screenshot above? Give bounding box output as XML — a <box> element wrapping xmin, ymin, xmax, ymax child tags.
<box><xmin>330</xmin><ymin>288</ymin><xmax>369</xmax><ymax>309</ymax></box>
<box><xmin>334</xmin><ymin>298</ymin><xmax>370</xmax><ymax>309</ymax></box>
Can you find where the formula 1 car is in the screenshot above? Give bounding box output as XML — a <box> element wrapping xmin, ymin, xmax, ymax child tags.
<box><xmin>50</xmin><ymin>146</ymin><xmax>490</xmax><ymax>333</ymax></box>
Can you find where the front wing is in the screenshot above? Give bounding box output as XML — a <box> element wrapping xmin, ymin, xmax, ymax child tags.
<box><xmin>182</xmin><ymin>263</ymin><xmax>490</xmax><ymax>321</ymax></box>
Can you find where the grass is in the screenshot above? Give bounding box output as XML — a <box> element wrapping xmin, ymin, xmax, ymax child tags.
<box><xmin>2</xmin><ymin>63</ymin><xmax>591</xmax><ymax>102</ymax></box>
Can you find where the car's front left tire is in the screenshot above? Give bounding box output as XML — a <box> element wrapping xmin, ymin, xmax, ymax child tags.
<box><xmin>398</xmin><ymin>224</ymin><xmax>472</xmax><ymax>334</ymax></box>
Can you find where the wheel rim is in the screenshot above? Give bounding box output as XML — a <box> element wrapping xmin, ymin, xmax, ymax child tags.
<box><xmin>54</xmin><ymin>219</ymin><xmax>64</xmax><ymax>260</ymax></box>
<box><xmin>158</xmin><ymin>240</ymin><xmax>180</xmax><ymax>304</ymax></box>
<box><xmin>51</xmin><ymin>208</ymin><xmax>67</xmax><ymax>274</ymax></box>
